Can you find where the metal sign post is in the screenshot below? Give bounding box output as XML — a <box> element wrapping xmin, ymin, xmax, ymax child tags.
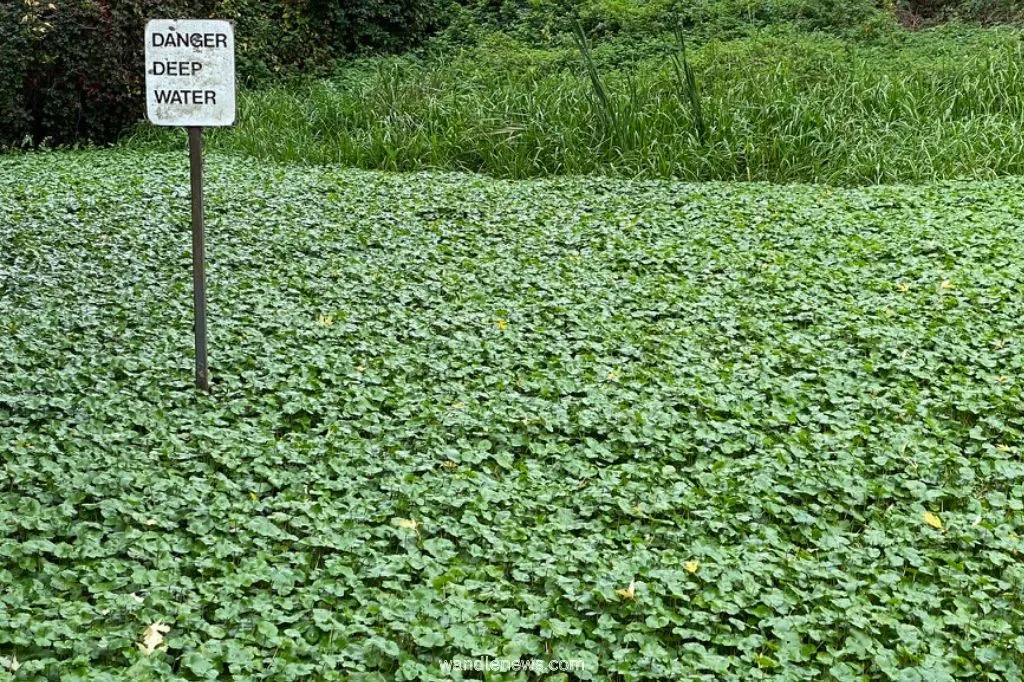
<box><xmin>188</xmin><ymin>127</ymin><xmax>209</xmax><ymax>391</ymax></box>
<box><xmin>145</xmin><ymin>19</ymin><xmax>236</xmax><ymax>391</ymax></box>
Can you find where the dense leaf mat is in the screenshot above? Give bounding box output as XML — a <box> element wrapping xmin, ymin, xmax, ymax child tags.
<box><xmin>2</xmin><ymin>151</ymin><xmax>1024</xmax><ymax>681</ymax></box>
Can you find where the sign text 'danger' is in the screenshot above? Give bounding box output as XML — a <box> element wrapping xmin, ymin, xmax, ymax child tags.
<box><xmin>145</xmin><ymin>19</ymin><xmax>236</xmax><ymax>128</ymax></box>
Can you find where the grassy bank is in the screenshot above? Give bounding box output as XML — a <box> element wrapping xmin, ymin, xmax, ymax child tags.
<box><xmin>130</xmin><ymin>27</ymin><xmax>1024</xmax><ymax>184</ymax></box>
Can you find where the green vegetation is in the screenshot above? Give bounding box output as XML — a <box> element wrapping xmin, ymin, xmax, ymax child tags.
<box><xmin>3</xmin><ymin>150</ymin><xmax>1024</xmax><ymax>679</ymax></box>
<box><xmin>6</xmin><ymin>0</ymin><xmax>1024</xmax><ymax>151</ymax></box>
<box><xmin>6</xmin><ymin>2</ymin><xmax>1024</xmax><ymax>679</ymax></box>
<box><xmin>131</xmin><ymin>27</ymin><xmax>1024</xmax><ymax>184</ymax></box>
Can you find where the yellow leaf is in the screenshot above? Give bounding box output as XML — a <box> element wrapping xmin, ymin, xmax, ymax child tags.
<box><xmin>138</xmin><ymin>621</ymin><xmax>170</xmax><ymax>655</ymax></box>
<box><xmin>394</xmin><ymin>518</ymin><xmax>419</xmax><ymax>532</ymax></box>
<box><xmin>606</xmin><ymin>370</ymin><xmax>619</xmax><ymax>381</ymax></box>
<box><xmin>616</xmin><ymin>579</ymin><xmax>636</xmax><ymax>601</ymax></box>
<box><xmin>923</xmin><ymin>511</ymin><xmax>943</xmax><ymax>530</ymax></box>
<box><xmin>897</xmin><ymin>283</ymin><xmax>910</xmax><ymax>293</ymax></box>
<box><xmin>451</xmin><ymin>401</ymin><xmax>465</xmax><ymax>409</ymax></box>
<box><xmin>496</xmin><ymin>318</ymin><xmax>508</xmax><ymax>331</ymax></box>
<box><xmin>939</xmin><ymin>279</ymin><xmax>954</xmax><ymax>291</ymax></box>
<box><xmin>316</xmin><ymin>314</ymin><xmax>335</xmax><ymax>327</ymax></box>
<box><xmin>996</xmin><ymin>444</ymin><xmax>1012</xmax><ymax>453</ymax></box>
<box><xmin>249</xmin><ymin>492</ymin><xmax>258</xmax><ymax>501</ymax></box>
<box><xmin>684</xmin><ymin>560</ymin><xmax>700</xmax><ymax>574</ymax></box>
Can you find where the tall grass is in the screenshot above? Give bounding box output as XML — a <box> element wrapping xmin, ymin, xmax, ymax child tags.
<box><xmin>128</xmin><ymin>28</ymin><xmax>1024</xmax><ymax>184</ymax></box>
<box><xmin>571</xmin><ymin>19</ymin><xmax>616</xmax><ymax>131</ymax></box>
<box><xmin>670</xmin><ymin>29</ymin><xmax>707</xmax><ymax>145</ymax></box>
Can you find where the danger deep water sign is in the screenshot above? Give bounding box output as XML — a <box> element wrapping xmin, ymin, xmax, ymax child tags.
<box><xmin>145</xmin><ymin>19</ymin><xmax>236</xmax><ymax>127</ymax></box>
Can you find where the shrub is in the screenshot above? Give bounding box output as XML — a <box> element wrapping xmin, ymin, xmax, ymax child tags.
<box><xmin>0</xmin><ymin>0</ymin><xmax>451</xmax><ymax>148</ymax></box>
<box><xmin>0</xmin><ymin>1</ymin><xmax>216</xmax><ymax>148</ymax></box>
<box><xmin>462</xmin><ymin>0</ymin><xmax>887</xmax><ymax>43</ymax></box>
<box><xmin>0</xmin><ymin>3</ymin><xmax>30</xmax><ymax>147</ymax></box>
<box><xmin>899</xmin><ymin>0</ymin><xmax>1024</xmax><ymax>22</ymax></box>
<box><xmin>308</xmin><ymin>0</ymin><xmax>450</xmax><ymax>53</ymax></box>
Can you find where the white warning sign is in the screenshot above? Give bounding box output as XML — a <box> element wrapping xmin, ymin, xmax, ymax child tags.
<box><xmin>145</xmin><ymin>19</ymin><xmax>236</xmax><ymax>127</ymax></box>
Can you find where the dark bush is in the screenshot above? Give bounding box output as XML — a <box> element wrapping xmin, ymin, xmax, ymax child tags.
<box><xmin>0</xmin><ymin>3</ymin><xmax>30</xmax><ymax>146</ymax></box>
<box><xmin>0</xmin><ymin>1</ymin><xmax>216</xmax><ymax>147</ymax></box>
<box><xmin>0</xmin><ymin>0</ymin><xmax>451</xmax><ymax>148</ymax></box>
